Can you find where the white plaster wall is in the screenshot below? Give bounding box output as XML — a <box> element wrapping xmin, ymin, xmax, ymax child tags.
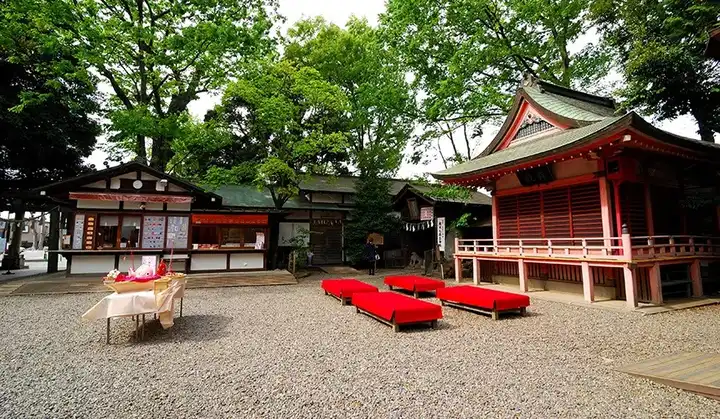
<box><xmin>553</xmin><ymin>158</ymin><xmax>597</xmax><ymax>180</ymax></box>
<box><xmin>70</xmin><ymin>255</ymin><xmax>115</xmax><ymax>274</ymax></box>
<box><xmin>168</xmin><ymin>184</ymin><xmax>186</xmax><ymax>192</ymax></box>
<box><xmin>76</xmin><ymin>199</ymin><xmax>120</xmax><ymax>209</ymax></box>
<box><xmin>167</xmin><ymin>202</ymin><xmax>191</xmax><ymax>211</ymax></box>
<box><xmin>191</xmin><ymin>253</ymin><xmax>227</xmax><ymax>271</ymax></box>
<box><xmin>140</xmin><ymin>172</ymin><xmax>160</xmax><ymax>181</ymax></box>
<box><xmin>83</xmin><ymin>180</ymin><xmax>106</xmax><ymax>189</ymax></box>
<box><xmin>229</xmin><ymin>253</ymin><xmax>264</xmax><ymax>269</ymax></box>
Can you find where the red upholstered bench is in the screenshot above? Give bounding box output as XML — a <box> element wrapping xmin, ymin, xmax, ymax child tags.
<box><xmin>321</xmin><ymin>279</ymin><xmax>379</xmax><ymax>305</ymax></box>
<box><xmin>351</xmin><ymin>292</ymin><xmax>442</xmax><ymax>332</ymax></box>
<box><xmin>383</xmin><ymin>275</ymin><xmax>445</xmax><ymax>298</ymax></box>
<box><xmin>436</xmin><ymin>286</ymin><xmax>530</xmax><ymax>320</ymax></box>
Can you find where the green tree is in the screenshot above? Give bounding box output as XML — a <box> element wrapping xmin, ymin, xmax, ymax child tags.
<box><xmin>284</xmin><ymin>17</ymin><xmax>416</xmax><ymax>176</ymax></box>
<box><xmin>1</xmin><ymin>0</ymin><xmax>100</xmax><ymax>267</ymax></box>
<box><xmin>381</xmin><ymin>0</ymin><xmax>610</xmax><ymax>164</ymax></box>
<box><xmin>212</xmin><ymin>60</ymin><xmax>350</xmax><ymax>208</ymax></box>
<box><xmin>39</xmin><ymin>0</ymin><xmax>279</xmax><ymax>169</ymax></box>
<box><xmin>344</xmin><ymin>175</ymin><xmax>399</xmax><ymax>264</ymax></box>
<box><xmin>592</xmin><ymin>0</ymin><xmax>720</xmax><ymax>142</ymax></box>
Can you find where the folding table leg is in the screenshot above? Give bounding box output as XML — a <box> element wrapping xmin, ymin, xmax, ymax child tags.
<box><xmin>135</xmin><ymin>316</ymin><xmax>140</xmax><ymax>341</ymax></box>
<box><xmin>106</xmin><ymin>318</ymin><xmax>110</xmax><ymax>344</ymax></box>
<box><xmin>141</xmin><ymin>314</ymin><xmax>145</xmax><ymax>340</ymax></box>
<box><xmin>180</xmin><ymin>298</ymin><xmax>183</xmax><ymax>317</ymax></box>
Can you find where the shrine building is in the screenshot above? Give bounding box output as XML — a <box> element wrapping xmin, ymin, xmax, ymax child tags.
<box><xmin>434</xmin><ymin>77</ymin><xmax>720</xmax><ymax>307</ymax></box>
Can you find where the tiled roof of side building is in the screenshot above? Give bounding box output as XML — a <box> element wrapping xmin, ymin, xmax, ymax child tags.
<box><xmin>298</xmin><ymin>175</ymin><xmax>408</xmax><ymax>195</ymax></box>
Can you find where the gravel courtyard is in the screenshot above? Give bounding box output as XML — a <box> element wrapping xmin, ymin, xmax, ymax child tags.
<box><xmin>1</xmin><ymin>277</ymin><xmax>719</xmax><ymax>418</ymax></box>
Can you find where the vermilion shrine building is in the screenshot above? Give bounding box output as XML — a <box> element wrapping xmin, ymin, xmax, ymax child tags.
<box><xmin>435</xmin><ymin>77</ymin><xmax>720</xmax><ymax>308</ymax></box>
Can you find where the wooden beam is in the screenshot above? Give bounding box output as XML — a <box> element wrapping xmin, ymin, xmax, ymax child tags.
<box><xmin>581</xmin><ymin>261</ymin><xmax>594</xmax><ymax>302</ymax></box>
<box><xmin>690</xmin><ymin>260</ymin><xmax>703</xmax><ymax>297</ymax></box>
<box><xmin>518</xmin><ymin>259</ymin><xmax>529</xmax><ymax>292</ymax></box>
<box><xmin>649</xmin><ymin>263</ymin><xmax>663</xmax><ymax>305</ymax></box>
<box><xmin>644</xmin><ymin>184</ymin><xmax>655</xmax><ymax>236</ymax></box>
<box><xmin>623</xmin><ymin>266</ymin><xmax>638</xmax><ymax>308</ymax></box>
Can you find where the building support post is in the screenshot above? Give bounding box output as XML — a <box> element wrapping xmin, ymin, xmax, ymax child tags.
<box><xmin>643</xmin><ymin>184</ymin><xmax>655</xmax><ymax>236</ymax></box>
<box><xmin>454</xmin><ymin>257</ymin><xmax>462</xmax><ymax>282</ymax></box>
<box><xmin>472</xmin><ymin>259</ymin><xmax>481</xmax><ymax>285</ymax></box>
<box><xmin>690</xmin><ymin>260</ymin><xmax>703</xmax><ymax>297</ymax></box>
<box><xmin>581</xmin><ymin>262</ymin><xmax>594</xmax><ymax>303</ymax></box>
<box><xmin>623</xmin><ymin>266</ymin><xmax>638</xmax><ymax>309</ymax></box>
<box><xmin>518</xmin><ymin>259</ymin><xmax>528</xmax><ymax>292</ymax></box>
<box><xmin>47</xmin><ymin>209</ymin><xmax>60</xmax><ymax>273</ymax></box>
<box><xmin>491</xmin><ymin>194</ymin><xmax>499</xmax><ymax>249</ymax></box>
<box><xmin>598</xmin><ymin>177</ymin><xmax>613</xmax><ymax>249</ymax></box>
<box><xmin>649</xmin><ymin>263</ymin><xmax>663</xmax><ymax>305</ymax></box>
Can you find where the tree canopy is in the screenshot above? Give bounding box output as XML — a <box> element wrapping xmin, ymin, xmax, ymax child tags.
<box><xmin>381</xmin><ymin>0</ymin><xmax>611</xmax><ymax>164</ymax></box>
<box><xmin>0</xmin><ymin>0</ymin><xmax>100</xmax><ymax>206</ymax></box>
<box><xmin>592</xmin><ymin>0</ymin><xmax>720</xmax><ymax>142</ymax></box>
<box><xmin>285</xmin><ymin>17</ymin><xmax>416</xmax><ymax>176</ymax></box>
<box><xmin>44</xmin><ymin>0</ymin><xmax>279</xmax><ymax>169</ymax></box>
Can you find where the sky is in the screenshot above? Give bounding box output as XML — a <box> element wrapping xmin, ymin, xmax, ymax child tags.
<box><xmin>85</xmin><ymin>0</ymin><xmax>713</xmax><ymax>180</ymax></box>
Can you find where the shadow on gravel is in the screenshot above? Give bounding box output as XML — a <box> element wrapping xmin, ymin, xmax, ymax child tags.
<box><xmin>134</xmin><ymin>314</ymin><xmax>233</xmax><ymax>344</ymax></box>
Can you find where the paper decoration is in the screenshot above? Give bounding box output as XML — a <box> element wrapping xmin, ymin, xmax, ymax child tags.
<box><xmin>255</xmin><ymin>232</ymin><xmax>265</xmax><ymax>250</ymax></box>
<box><xmin>142</xmin><ymin>216</ymin><xmax>166</xmax><ymax>249</ymax></box>
<box><xmin>84</xmin><ymin>215</ymin><xmax>95</xmax><ymax>250</ymax></box>
<box><xmin>166</xmin><ymin>216</ymin><xmax>189</xmax><ymax>248</ymax></box>
<box><xmin>437</xmin><ymin>217</ymin><xmax>446</xmax><ymax>252</ymax></box>
<box><xmin>420</xmin><ymin>206</ymin><xmax>434</xmax><ymax>221</ymax></box>
<box><xmin>402</xmin><ymin>219</ymin><xmax>435</xmax><ymax>231</ymax></box>
<box><xmin>73</xmin><ymin>214</ymin><xmax>85</xmax><ymax>250</ymax></box>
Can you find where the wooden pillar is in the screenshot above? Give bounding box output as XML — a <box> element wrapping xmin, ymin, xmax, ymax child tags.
<box><xmin>472</xmin><ymin>259</ymin><xmax>481</xmax><ymax>285</ymax></box>
<box><xmin>454</xmin><ymin>257</ymin><xmax>462</xmax><ymax>282</ymax></box>
<box><xmin>649</xmin><ymin>263</ymin><xmax>663</xmax><ymax>305</ymax></box>
<box><xmin>518</xmin><ymin>259</ymin><xmax>528</xmax><ymax>292</ymax></box>
<box><xmin>621</xmin><ymin>224</ymin><xmax>632</xmax><ymax>261</ymax></box>
<box><xmin>581</xmin><ymin>262</ymin><xmax>594</xmax><ymax>302</ymax></box>
<box><xmin>613</xmin><ymin>181</ymin><xmax>624</xmax><ymax>238</ymax></box>
<box><xmin>491</xmin><ymin>194</ymin><xmax>498</xmax><ymax>248</ymax></box>
<box><xmin>47</xmin><ymin>209</ymin><xmax>60</xmax><ymax>273</ymax></box>
<box><xmin>598</xmin><ymin>177</ymin><xmax>613</xmax><ymax>248</ymax></box>
<box><xmin>623</xmin><ymin>266</ymin><xmax>638</xmax><ymax>308</ymax></box>
<box><xmin>643</xmin><ymin>184</ymin><xmax>655</xmax><ymax>236</ymax></box>
<box><xmin>690</xmin><ymin>259</ymin><xmax>703</xmax><ymax>297</ymax></box>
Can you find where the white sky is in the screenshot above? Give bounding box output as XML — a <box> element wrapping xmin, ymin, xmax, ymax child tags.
<box><xmin>85</xmin><ymin>0</ymin><xmax>715</xmax><ymax>180</ymax></box>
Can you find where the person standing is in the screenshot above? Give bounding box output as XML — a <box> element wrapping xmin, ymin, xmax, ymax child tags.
<box><xmin>364</xmin><ymin>238</ymin><xmax>377</xmax><ymax>275</ymax></box>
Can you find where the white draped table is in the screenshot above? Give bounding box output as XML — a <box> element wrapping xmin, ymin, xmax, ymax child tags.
<box><xmin>82</xmin><ymin>279</ymin><xmax>186</xmax><ymax>343</ymax></box>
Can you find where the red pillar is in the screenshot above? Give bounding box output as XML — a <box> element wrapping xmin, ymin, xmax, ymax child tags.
<box><xmin>599</xmin><ymin>177</ymin><xmax>613</xmax><ymax>248</ymax></box>
<box><xmin>623</xmin><ymin>266</ymin><xmax>638</xmax><ymax>308</ymax></box>
<box><xmin>644</xmin><ymin>184</ymin><xmax>655</xmax><ymax>236</ymax></box>
<box><xmin>612</xmin><ymin>181</ymin><xmax>624</xmax><ymax>237</ymax></box>
<box><xmin>518</xmin><ymin>259</ymin><xmax>528</xmax><ymax>292</ymax></box>
<box><xmin>581</xmin><ymin>262</ymin><xmax>594</xmax><ymax>303</ymax></box>
<box><xmin>649</xmin><ymin>263</ymin><xmax>662</xmax><ymax>305</ymax></box>
<box><xmin>690</xmin><ymin>260</ymin><xmax>703</xmax><ymax>297</ymax></box>
<box><xmin>491</xmin><ymin>194</ymin><xmax>498</xmax><ymax>248</ymax></box>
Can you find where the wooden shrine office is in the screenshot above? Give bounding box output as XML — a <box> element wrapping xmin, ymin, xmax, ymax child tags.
<box><xmin>435</xmin><ymin>76</ymin><xmax>720</xmax><ymax>307</ymax></box>
<box><xmin>37</xmin><ymin>162</ymin><xmax>272</xmax><ymax>275</ymax></box>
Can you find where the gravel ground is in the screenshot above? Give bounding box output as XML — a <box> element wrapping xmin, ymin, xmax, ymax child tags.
<box><xmin>1</xmin><ymin>276</ymin><xmax>719</xmax><ymax>418</ymax></box>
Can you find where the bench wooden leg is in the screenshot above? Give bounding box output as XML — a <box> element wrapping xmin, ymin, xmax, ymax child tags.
<box><xmin>387</xmin><ymin>285</ymin><xmax>393</xmax><ymax>290</ymax></box>
<box><xmin>356</xmin><ymin>307</ymin><xmax>360</xmax><ymax>313</ymax></box>
<box><xmin>180</xmin><ymin>298</ymin><xmax>183</xmax><ymax>317</ymax></box>
<box><xmin>413</xmin><ymin>291</ymin><xmax>419</xmax><ymax>298</ymax></box>
<box><xmin>440</xmin><ymin>300</ymin><xmax>445</xmax><ymax>306</ymax></box>
<box><xmin>393</xmin><ymin>324</ymin><xmax>400</xmax><ymax>333</ymax></box>
<box><xmin>491</xmin><ymin>310</ymin><xmax>499</xmax><ymax>321</ymax></box>
<box><xmin>431</xmin><ymin>320</ymin><xmax>437</xmax><ymax>329</ymax></box>
<box><xmin>106</xmin><ymin>318</ymin><xmax>110</xmax><ymax>344</ymax></box>
<box><xmin>324</xmin><ymin>291</ymin><xmax>328</xmax><ymax>295</ymax></box>
<box><xmin>520</xmin><ymin>307</ymin><xmax>526</xmax><ymax>315</ymax></box>
<box><xmin>341</xmin><ymin>297</ymin><xmax>346</xmax><ymax>306</ymax></box>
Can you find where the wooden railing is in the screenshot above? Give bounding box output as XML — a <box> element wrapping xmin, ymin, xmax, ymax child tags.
<box><xmin>456</xmin><ymin>235</ymin><xmax>720</xmax><ymax>261</ymax></box>
<box><xmin>632</xmin><ymin>236</ymin><xmax>720</xmax><ymax>258</ymax></box>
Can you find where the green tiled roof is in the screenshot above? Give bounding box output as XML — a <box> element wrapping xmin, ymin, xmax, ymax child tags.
<box><xmin>406</xmin><ymin>184</ymin><xmax>492</xmax><ymax>205</ymax></box>
<box><xmin>212</xmin><ymin>184</ymin><xmax>351</xmax><ymax>211</ymax></box>
<box><xmin>299</xmin><ymin>175</ymin><xmax>408</xmax><ymax>195</ymax></box>
<box><xmin>435</xmin><ymin>115</ymin><xmax>629</xmax><ymax>179</ymax></box>
<box><xmin>524</xmin><ymin>85</ymin><xmax>615</xmax><ymax>123</ymax></box>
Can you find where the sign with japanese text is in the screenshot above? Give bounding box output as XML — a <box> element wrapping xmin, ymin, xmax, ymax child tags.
<box><xmin>436</xmin><ymin>217</ymin><xmax>446</xmax><ymax>252</ymax></box>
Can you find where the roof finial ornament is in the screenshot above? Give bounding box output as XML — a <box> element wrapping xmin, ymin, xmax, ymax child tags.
<box><xmin>522</xmin><ymin>73</ymin><xmax>538</xmax><ymax>87</ymax></box>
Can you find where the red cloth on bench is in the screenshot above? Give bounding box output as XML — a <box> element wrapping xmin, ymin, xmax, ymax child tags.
<box><xmin>321</xmin><ymin>279</ymin><xmax>378</xmax><ymax>299</ymax></box>
<box><xmin>436</xmin><ymin>286</ymin><xmax>530</xmax><ymax>311</ymax></box>
<box><xmin>383</xmin><ymin>275</ymin><xmax>446</xmax><ymax>293</ymax></box>
<box><xmin>352</xmin><ymin>292</ymin><xmax>442</xmax><ymax>324</ymax></box>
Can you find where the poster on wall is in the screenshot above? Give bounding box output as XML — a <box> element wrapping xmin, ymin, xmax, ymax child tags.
<box><xmin>142</xmin><ymin>216</ymin><xmax>166</xmax><ymax>249</ymax></box>
<box><xmin>255</xmin><ymin>232</ymin><xmax>265</xmax><ymax>250</ymax></box>
<box><xmin>436</xmin><ymin>217</ymin><xmax>446</xmax><ymax>252</ymax></box>
<box><xmin>73</xmin><ymin>214</ymin><xmax>85</xmax><ymax>250</ymax></box>
<box><xmin>420</xmin><ymin>206</ymin><xmax>434</xmax><ymax>221</ymax></box>
<box><xmin>165</xmin><ymin>216</ymin><xmax>189</xmax><ymax>248</ymax></box>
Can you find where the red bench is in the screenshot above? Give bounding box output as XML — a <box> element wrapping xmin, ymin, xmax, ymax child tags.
<box><xmin>351</xmin><ymin>292</ymin><xmax>442</xmax><ymax>332</ymax></box>
<box><xmin>383</xmin><ymin>275</ymin><xmax>445</xmax><ymax>298</ymax></box>
<box><xmin>436</xmin><ymin>286</ymin><xmax>530</xmax><ymax>320</ymax></box>
<box><xmin>321</xmin><ymin>279</ymin><xmax>378</xmax><ymax>305</ymax></box>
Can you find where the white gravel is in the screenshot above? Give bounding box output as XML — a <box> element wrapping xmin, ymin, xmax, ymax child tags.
<box><xmin>1</xmin><ymin>276</ymin><xmax>719</xmax><ymax>418</ymax></box>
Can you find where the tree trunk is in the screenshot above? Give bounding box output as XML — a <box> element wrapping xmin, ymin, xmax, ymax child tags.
<box><xmin>47</xmin><ymin>209</ymin><xmax>60</xmax><ymax>273</ymax></box>
<box><xmin>697</xmin><ymin>120</ymin><xmax>715</xmax><ymax>143</ymax></box>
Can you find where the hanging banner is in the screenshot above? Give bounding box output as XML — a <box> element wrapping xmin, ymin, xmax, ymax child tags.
<box><xmin>420</xmin><ymin>206</ymin><xmax>434</xmax><ymax>221</ymax></box>
<box><xmin>437</xmin><ymin>217</ymin><xmax>446</xmax><ymax>252</ymax></box>
<box><xmin>69</xmin><ymin>192</ymin><xmax>192</xmax><ymax>203</ymax></box>
<box><xmin>192</xmin><ymin>214</ymin><xmax>268</xmax><ymax>225</ymax></box>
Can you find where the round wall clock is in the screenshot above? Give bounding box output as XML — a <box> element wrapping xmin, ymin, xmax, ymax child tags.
<box><xmin>132</xmin><ymin>180</ymin><xmax>143</xmax><ymax>189</ymax></box>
